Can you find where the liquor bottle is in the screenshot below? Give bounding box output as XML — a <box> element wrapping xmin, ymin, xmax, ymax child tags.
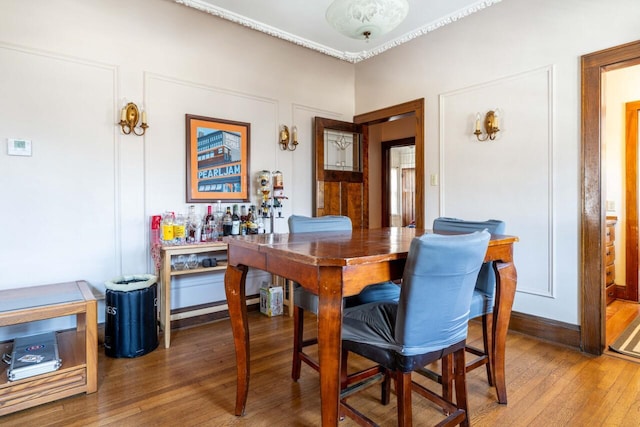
<box><xmin>231</xmin><ymin>204</ymin><xmax>240</xmax><ymax>235</ymax></box>
<box><xmin>173</xmin><ymin>213</ymin><xmax>186</xmax><ymax>245</ymax></box>
<box><xmin>257</xmin><ymin>215</ymin><xmax>264</xmax><ymax>234</ymax></box>
<box><xmin>222</xmin><ymin>207</ymin><xmax>233</xmax><ymax>236</ymax></box>
<box><xmin>202</xmin><ymin>205</ymin><xmax>214</xmax><ymax>242</ymax></box>
<box><xmin>248</xmin><ymin>205</ymin><xmax>258</xmax><ymax>234</ymax></box>
<box><xmin>239</xmin><ymin>205</ymin><xmax>247</xmax><ymax>235</ymax></box>
<box><xmin>160</xmin><ymin>212</ymin><xmax>175</xmax><ymax>244</ymax></box>
<box><xmin>187</xmin><ymin>205</ymin><xmax>199</xmax><ymax>243</ymax></box>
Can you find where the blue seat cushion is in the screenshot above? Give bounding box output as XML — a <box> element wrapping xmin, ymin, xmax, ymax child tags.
<box><xmin>295</xmin><ymin>281</ymin><xmax>401</xmax><ymax>313</ymax></box>
<box><xmin>344</xmin><ymin>282</ymin><xmax>400</xmax><ymax>308</ymax></box>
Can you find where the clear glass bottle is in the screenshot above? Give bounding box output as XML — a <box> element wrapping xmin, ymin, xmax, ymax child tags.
<box><xmin>248</xmin><ymin>205</ymin><xmax>258</xmax><ymax>234</ymax></box>
<box><xmin>257</xmin><ymin>214</ymin><xmax>264</xmax><ymax>234</ymax></box>
<box><xmin>173</xmin><ymin>213</ymin><xmax>186</xmax><ymax>244</ymax></box>
<box><xmin>186</xmin><ymin>205</ymin><xmax>200</xmax><ymax>243</ymax></box>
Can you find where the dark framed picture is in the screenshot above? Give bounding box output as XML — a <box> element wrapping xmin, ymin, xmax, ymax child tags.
<box><xmin>185</xmin><ymin>114</ymin><xmax>250</xmax><ymax>202</ymax></box>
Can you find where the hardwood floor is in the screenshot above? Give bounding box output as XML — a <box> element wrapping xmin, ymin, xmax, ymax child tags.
<box><xmin>4</xmin><ymin>310</ymin><xmax>640</xmax><ymax>427</ymax></box>
<box><xmin>606</xmin><ymin>299</ymin><xmax>640</xmax><ymax>346</ymax></box>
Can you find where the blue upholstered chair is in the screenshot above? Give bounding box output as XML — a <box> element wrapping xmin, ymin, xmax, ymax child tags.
<box><xmin>287</xmin><ymin>215</ymin><xmax>401</xmax><ymax>380</ymax></box>
<box><xmin>430</xmin><ymin>217</ymin><xmax>506</xmax><ymax>398</ymax></box>
<box><xmin>340</xmin><ymin>231</ymin><xmax>491</xmax><ymax>426</ymax></box>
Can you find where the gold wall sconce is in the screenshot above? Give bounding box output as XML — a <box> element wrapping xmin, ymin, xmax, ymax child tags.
<box><xmin>474</xmin><ymin>109</ymin><xmax>500</xmax><ymax>141</ymax></box>
<box><xmin>279</xmin><ymin>125</ymin><xmax>298</xmax><ymax>151</ymax></box>
<box><xmin>118</xmin><ymin>102</ymin><xmax>148</xmax><ymax>136</ymax></box>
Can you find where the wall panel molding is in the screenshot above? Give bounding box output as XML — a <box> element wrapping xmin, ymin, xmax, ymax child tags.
<box><xmin>142</xmin><ymin>72</ymin><xmax>280</xmax><ymax>306</ymax></box>
<box><xmin>0</xmin><ymin>42</ymin><xmax>120</xmax><ymax>289</ymax></box>
<box><xmin>439</xmin><ymin>65</ymin><xmax>555</xmax><ymax>297</ymax></box>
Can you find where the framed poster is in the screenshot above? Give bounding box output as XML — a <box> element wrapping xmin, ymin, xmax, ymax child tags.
<box><xmin>185</xmin><ymin>114</ymin><xmax>250</xmax><ymax>202</ymax></box>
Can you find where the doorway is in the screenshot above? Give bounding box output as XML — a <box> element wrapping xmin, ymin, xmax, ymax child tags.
<box><xmin>581</xmin><ymin>40</ymin><xmax>640</xmax><ymax>355</ymax></box>
<box><xmin>313</xmin><ymin>99</ymin><xmax>424</xmax><ymax>229</ymax></box>
<box><xmin>355</xmin><ymin>99</ymin><xmax>425</xmax><ymax>229</ymax></box>
<box><xmin>381</xmin><ymin>138</ymin><xmax>416</xmax><ymax>227</ymax></box>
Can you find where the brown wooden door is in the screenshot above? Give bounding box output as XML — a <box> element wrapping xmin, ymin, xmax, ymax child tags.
<box><xmin>624</xmin><ymin>100</ymin><xmax>640</xmax><ymax>302</ymax></box>
<box><xmin>314</xmin><ymin>117</ymin><xmax>367</xmax><ymax>229</ymax></box>
<box><xmin>402</xmin><ymin>167</ymin><xmax>415</xmax><ymax>226</ymax></box>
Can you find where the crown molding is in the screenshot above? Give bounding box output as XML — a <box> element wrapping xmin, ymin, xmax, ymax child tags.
<box><xmin>175</xmin><ymin>0</ymin><xmax>502</xmax><ymax>64</ymax></box>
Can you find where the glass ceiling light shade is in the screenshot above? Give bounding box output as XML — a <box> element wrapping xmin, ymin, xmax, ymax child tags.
<box><xmin>326</xmin><ymin>0</ymin><xmax>409</xmax><ymax>41</ymax></box>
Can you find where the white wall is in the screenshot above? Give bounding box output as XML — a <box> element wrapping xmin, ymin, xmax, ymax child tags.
<box><xmin>0</xmin><ymin>0</ymin><xmax>355</xmax><ymax>336</ymax></box>
<box><xmin>355</xmin><ymin>0</ymin><xmax>640</xmax><ymax>324</ymax></box>
<box><xmin>604</xmin><ymin>64</ymin><xmax>640</xmax><ymax>287</ymax></box>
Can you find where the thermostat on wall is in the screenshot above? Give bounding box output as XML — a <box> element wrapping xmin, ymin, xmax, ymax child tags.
<box><xmin>7</xmin><ymin>138</ymin><xmax>32</xmax><ymax>156</ymax></box>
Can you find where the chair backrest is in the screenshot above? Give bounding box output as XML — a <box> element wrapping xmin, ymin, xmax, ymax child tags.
<box><xmin>287</xmin><ymin>215</ymin><xmax>352</xmax><ymax>233</ymax></box>
<box><xmin>432</xmin><ymin>217</ymin><xmax>505</xmax><ymax>303</ymax></box>
<box><xmin>395</xmin><ymin>230</ymin><xmax>490</xmax><ymax>355</ymax></box>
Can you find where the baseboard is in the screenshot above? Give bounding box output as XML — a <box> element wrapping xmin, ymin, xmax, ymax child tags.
<box><xmin>508</xmin><ymin>310</ymin><xmax>581</xmax><ymax>349</ymax></box>
<box><xmin>96</xmin><ymin>294</ymin><xmax>261</xmax><ymax>345</ymax></box>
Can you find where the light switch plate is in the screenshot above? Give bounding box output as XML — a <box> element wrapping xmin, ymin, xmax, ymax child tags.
<box><xmin>7</xmin><ymin>138</ymin><xmax>32</xmax><ymax>156</ymax></box>
<box><xmin>606</xmin><ymin>200</ymin><xmax>616</xmax><ymax>211</ymax></box>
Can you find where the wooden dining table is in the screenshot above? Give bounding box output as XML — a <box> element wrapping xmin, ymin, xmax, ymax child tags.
<box><xmin>224</xmin><ymin>227</ymin><xmax>518</xmax><ymax>427</ymax></box>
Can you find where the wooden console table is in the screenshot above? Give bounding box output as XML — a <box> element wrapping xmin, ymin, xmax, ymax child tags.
<box><xmin>0</xmin><ymin>280</ymin><xmax>97</xmax><ymax>416</ymax></box>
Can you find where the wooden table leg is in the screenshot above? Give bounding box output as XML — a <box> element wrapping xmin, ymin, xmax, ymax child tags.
<box><xmin>161</xmin><ymin>252</ymin><xmax>172</xmax><ymax>348</ymax></box>
<box><xmin>492</xmin><ymin>260</ymin><xmax>517</xmax><ymax>404</ymax></box>
<box><xmin>225</xmin><ymin>263</ymin><xmax>250</xmax><ymax>416</ymax></box>
<box><xmin>317</xmin><ymin>267</ymin><xmax>343</xmax><ymax>427</ymax></box>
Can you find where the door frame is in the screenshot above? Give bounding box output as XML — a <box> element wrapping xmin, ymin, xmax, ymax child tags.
<box><xmin>355</xmin><ymin>99</ymin><xmax>425</xmax><ymax>229</ymax></box>
<box><xmin>581</xmin><ymin>40</ymin><xmax>640</xmax><ymax>355</ymax></box>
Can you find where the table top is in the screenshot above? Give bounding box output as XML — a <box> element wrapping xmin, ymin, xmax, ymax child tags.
<box><xmin>225</xmin><ymin>227</ymin><xmax>518</xmax><ymax>267</ymax></box>
<box><xmin>0</xmin><ymin>281</ymin><xmax>92</xmax><ymax>314</ymax></box>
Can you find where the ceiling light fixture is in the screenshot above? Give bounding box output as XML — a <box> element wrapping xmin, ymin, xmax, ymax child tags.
<box><xmin>326</xmin><ymin>0</ymin><xmax>409</xmax><ymax>41</ymax></box>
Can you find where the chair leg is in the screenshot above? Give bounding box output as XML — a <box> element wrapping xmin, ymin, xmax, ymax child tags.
<box><xmin>442</xmin><ymin>353</ymin><xmax>454</xmax><ymax>405</ymax></box>
<box><xmin>291</xmin><ymin>305</ymin><xmax>305</xmax><ymax>381</ymax></box>
<box><xmin>453</xmin><ymin>348</ymin><xmax>470</xmax><ymax>427</ymax></box>
<box><xmin>482</xmin><ymin>313</ymin><xmax>494</xmax><ymax>387</ymax></box>
<box><xmin>396</xmin><ymin>372</ymin><xmax>413</xmax><ymax>427</ymax></box>
<box><xmin>340</xmin><ymin>349</ymin><xmax>349</xmax><ymax>390</ymax></box>
<box><xmin>381</xmin><ymin>369</ymin><xmax>391</xmax><ymax>405</ymax></box>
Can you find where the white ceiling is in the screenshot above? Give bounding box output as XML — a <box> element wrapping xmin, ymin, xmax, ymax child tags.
<box><xmin>174</xmin><ymin>0</ymin><xmax>502</xmax><ymax>63</ymax></box>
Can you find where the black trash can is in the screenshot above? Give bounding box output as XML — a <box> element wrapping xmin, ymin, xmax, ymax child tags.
<box><xmin>104</xmin><ymin>274</ymin><xmax>158</xmax><ymax>358</ymax></box>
